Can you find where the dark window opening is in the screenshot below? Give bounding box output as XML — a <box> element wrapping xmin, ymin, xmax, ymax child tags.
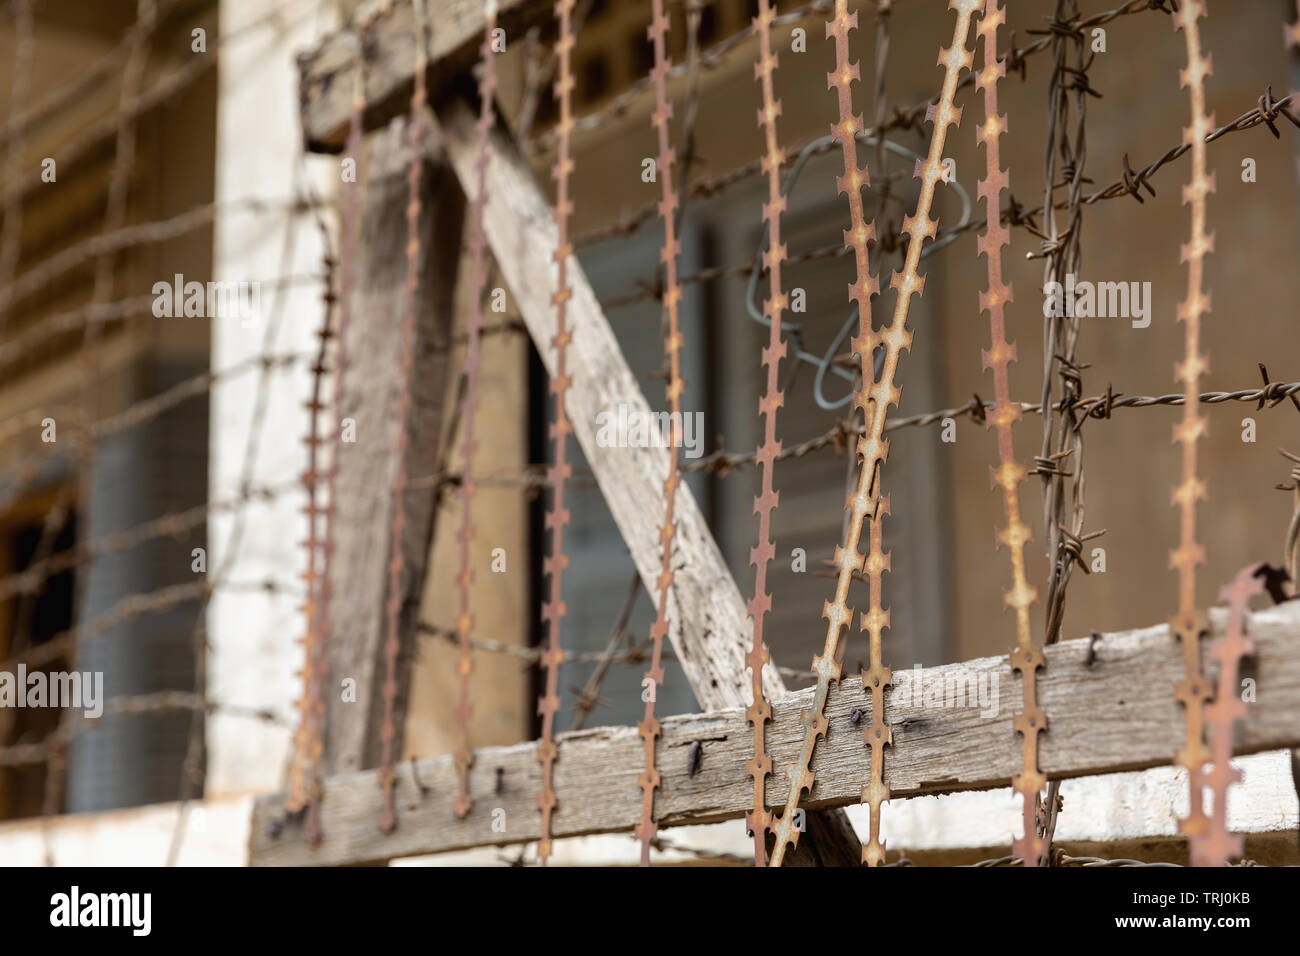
<box><xmin>0</xmin><ymin>508</ymin><xmax>78</xmax><ymax>821</ymax></box>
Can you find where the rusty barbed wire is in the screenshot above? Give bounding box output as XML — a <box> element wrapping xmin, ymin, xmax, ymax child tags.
<box><xmin>0</xmin><ymin>0</ymin><xmax>322</xmax><ymax>219</ymax></box>
<box><xmin>0</xmin><ymin>476</ymin><xmax>301</xmax><ymax>607</ymax></box>
<box><xmin>1170</xmin><ymin>0</ymin><xmax>1215</xmax><ymax>852</ymax></box>
<box><xmin>535</xmin><ymin>0</ymin><xmax>578</xmax><ymax>867</ymax></box>
<box><xmin>597</xmin><ymin>70</ymin><xmax>1298</xmax><ymax>315</ymax></box>
<box><xmin>572</xmin><ymin>0</ymin><xmax>1168</xmax><ymax>250</ymax></box>
<box><xmin>452</xmin><ymin>0</ymin><xmax>499</xmax><ymax>821</ymax></box>
<box><xmin>974</xmin><ymin>0</ymin><xmax>1045</xmax><ymax>870</ymax></box>
<box><xmin>0</xmin><ymin>274</ymin><xmax>322</xmax><ymax>378</ymax></box>
<box><xmin>533</xmin><ymin>0</ymin><xmax>833</xmax><ymax>158</ymax></box>
<box><xmin>420</xmin><ymin>617</ymin><xmax>819</xmax><ymax>682</ymax></box>
<box><xmin>0</xmin><ymin>369</ymin><xmax>1271</xmax><ymax>610</ymax></box>
<box><xmin>0</xmin><ymin>354</ymin><xmax>307</xmax><ymax>487</ymax></box>
<box><xmin>376</xmin><ymin>0</ymin><xmax>431</xmax><ymax>836</ymax></box>
<box><xmin>1035</xmin><ymin>0</ymin><xmax>1098</xmax><ymax>864</ymax></box>
<box><xmin>1191</xmin><ymin>563</ymin><xmax>1265</xmax><ymax>866</ymax></box>
<box><xmin>0</xmin><ymin>198</ymin><xmax>318</xmax><ymax>331</ymax></box>
<box><xmin>569</xmin><ymin>574</ymin><xmax>640</xmax><ymax>732</ymax></box>
<box><xmin>740</xmin><ymin>0</ymin><xmax>787</xmax><ymax>869</ymax></box>
<box><xmin>0</xmin><ymin>693</ymin><xmax>289</xmax><ymax>770</ymax></box>
<box><xmin>1</xmin><ymin>577</ymin><xmax>300</xmax><ymax>675</ymax></box>
<box><xmin>634</xmin><ymin>0</ymin><xmax>689</xmax><ymax>868</ymax></box>
<box><xmin>0</xmin><ymin>0</ymin><xmax>307</xmax><ymax>148</ymax></box>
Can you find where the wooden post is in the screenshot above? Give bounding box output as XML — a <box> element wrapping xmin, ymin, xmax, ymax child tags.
<box><xmin>323</xmin><ymin>116</ymin><xmax>465</xmax><ymax>775</ymax></box>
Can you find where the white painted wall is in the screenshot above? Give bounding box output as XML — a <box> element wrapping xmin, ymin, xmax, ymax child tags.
<box><xmin>207</xmin><ymin>0</ymin><xmax>338</xmax><ymax>796</ymax></box>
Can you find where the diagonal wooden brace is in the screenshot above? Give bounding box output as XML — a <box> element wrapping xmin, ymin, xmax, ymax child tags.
<box><xmin>431</xmin><ymin>97</ymin><xmax>861</xmax><ymax>864</ymax></box>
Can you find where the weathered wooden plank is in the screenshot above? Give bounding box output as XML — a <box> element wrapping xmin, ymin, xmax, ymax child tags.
<box><xmin>324</xmin><ymin>116</ymin><xmax>464</xmax><ymax>775</ymax></box>
<box><xmin>299</xmin><ymin>0</ymin><xmax>545</xmax><ymax>152</ymax></box>
<box><xmin>251</xmin><ymin>601</ymin><xmax>1300</xmax><ymax>865</ymax></box>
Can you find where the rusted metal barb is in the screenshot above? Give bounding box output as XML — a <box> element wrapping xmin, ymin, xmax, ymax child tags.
<box><xmin>1191</xmin><ymin>564</ymin><xmax>1265</xmax><ymax>866</ymax></box>
<box><xmin>1170</xmin><ymin>0</ymin><xmax>1214</xmax><ymax>850</ymax></box>
<box><xmin>635</xmin><ymin>0</ymin><xmax>688</xmax><ymax>868</ymax></box>
<box><xmin>536</xmin><ymin>0</ymin><xmax>578</xmax><ymax>867</ymax></box>
<box><xmin>974</xmin><ymin>0</ymin><xmax>1045</xmax><ymax>868</ymax></box>
<box><xmin>452</xmin><ymin>0</ymin><xmax>499</xmax><ymax>821</ymax></box>
<box><xmin>742</xmin><ymin>0</ymin><xmax>787</xmax><ymax>869</ymax></box>
<box><xmin>769</xmin><ymin>0</ymin><xmax>981</xmax><ymax>868</ymax></box>
<box><xmin>377</xmin><ymin>0</ymin><xmax>431</xmax><ymax>835</ymax></box>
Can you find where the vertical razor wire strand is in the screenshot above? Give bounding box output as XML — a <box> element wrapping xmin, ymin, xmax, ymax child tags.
<box><xmin>303</xmin><ymin>22</ymin><xmax>372</xmax><ymax>845</ymax></box>
<box><xmin>284</xmin><ymin>218</ymin><xmax>337</xmax><ymax>818</ymax></box>
<box><xmin>634</xmin><ymin>0</ymin><xmax>688</xmax><ymax>868</ymax></box>
<box><xmin>769</xmin><ymin>0</ymin><xmax>980</xmax><ymax>868</ymax></box>
<box><xmin>536</xmin><ymin>0</ymin><xmax>578</xmax><ymax>866</ymax></box>
<box><xmin>860</xmin><ymin>0</ymin><xmax>979</xmax><ymax>869</ymax></box>
<box><xmin>767</xmin><ymin>0</ymin><xmax>880</xmax><ymax>870</ymax></box>
<box><xmin>764</xmin><ymin>0</ymin><xmax>878</xmax><ymax>868</ymax></box>
<box><xmin>743</xmin><ymin>0</ymin><xmax>788</xmax><ymax>869</ymax></box>
<box><xmin>1194</xmin><ymin>564</ymin><xmax>1264</xmax><ymax>865</ymax></box>
<box><xmin>378</xmin><ymin>0</ymin><xmax>431</xmax><ymax>834</ymax></box>
<box><xmin>452</xmin><ymin>0</ymin><xmax>499</xmax><ymax>820</ymax></box>
<box><xmin>1169</xmin><ymin>0</ymin><xmax>1215</xmax><ymax>852</ymax></box>
<box><xmin>975</xmin><ymin>0</ymin><xmax>1046</xmax><ymax>869</ymax></box>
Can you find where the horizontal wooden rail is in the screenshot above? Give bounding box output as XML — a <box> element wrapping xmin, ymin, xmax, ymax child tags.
<box><xmin>249</xmin><ymin>601</ymin><xmax>1300</xmax><ymax>865</ymax></box>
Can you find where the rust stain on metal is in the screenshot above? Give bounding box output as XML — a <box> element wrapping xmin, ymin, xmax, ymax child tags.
<box><xmin>378</xmin><ymin>0</ymin><xmax>431</xmax><ymax>835</ymax></box>
<box><xmin>635</xmin><ymin>0</ymin><xmax>688</xmax><ymax>867</ymax></box>
<box><xmin>974</xmin><ymin>0</ymin><xmax>1045</xmax><ymax>868</ymax></box>
<box><xmin>1191</xmin><ymin>563</ymin><xmax>1264</xmax><ymax>866</ymax></box>
<box><xmin>452</xmin><ymin>0</ymin><xmax>499</xmax><ymax>820</ymax></box>
<box><xmin>769</xmin><ymin>0</ymin><xmax>980</xmax><ymax>868</ymax></box>
<box><xmin>536</xmin><ymin>0</ymin><xmax>577</xmax><ymax>867</ymax></box>
<box><xmin>742</xmin><ymin>0</ymin><xmax>787</xmax><ymax>869</ymax></box>
<box><xmin>1169</xmin><ymin>0</ymin><xmax>1215</xmax><ymax>848</ymax></box>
